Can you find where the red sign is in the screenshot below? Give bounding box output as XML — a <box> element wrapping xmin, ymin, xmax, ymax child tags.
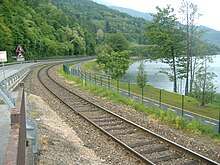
<box><xmin>16</xmin><ymin>45</ymin><xmax>25</xmax><ymax>61</ymax></box>
<box><xmin>16</xmin><ymin>45</ymin><xmax>23</xmax><ymax>53</ymax></box>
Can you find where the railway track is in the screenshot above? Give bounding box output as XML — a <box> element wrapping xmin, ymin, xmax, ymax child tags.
<box><xmin>37</xmin><ymin>64</ymin><xmax>219</xmax><ymax>165</ymax></box>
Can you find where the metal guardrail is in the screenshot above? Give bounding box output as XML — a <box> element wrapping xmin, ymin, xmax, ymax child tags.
<box><xmin>0</xmin><ymin>85</ymin><xmax>15</xmax><ymax>108</ymax></box>
<box><xmin>4</xmin><ymin>83</ymin><xmax>26</xmax><ymax>165</ymax></box>
<box><xmin>0</xmin><ymin>63</ymin><xmax>34</xmax><ymax>108</ymax></box>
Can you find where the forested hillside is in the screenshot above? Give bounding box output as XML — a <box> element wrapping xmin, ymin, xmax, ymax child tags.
<box><xmin>0</xmin><ymin>0</ymin><xmax>149</xmax><ymax>61</ymax></box>
<box><xmin>0</xmin><ymin>0</ymin><xmax>219</xmax><ymax>61</ymax></box>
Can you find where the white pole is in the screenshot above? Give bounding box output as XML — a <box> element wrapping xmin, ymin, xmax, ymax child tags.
<box><xmin>2</xmin><ymin>62</ymin><xmax>5</xmax><ymax>81</ymax></box>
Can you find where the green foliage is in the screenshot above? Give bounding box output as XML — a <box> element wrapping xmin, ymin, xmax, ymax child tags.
<box><xmin>60</xmin><ymin>64</ymin><xmax>219</xmax><ymax>137</ymax></box>
<box><xmin>104</xmin><ymin>32</ymin><xmax>129</xmax><ymax>52</ymax></box>
<box><xmin>96</xmin><ymin>47</ymin><xmax>131</xmax><ymax>79</ymax></box>
<box><xmin>130</xmin><ymin>43</ymin><xmax>149</xmax><ymax>57</ymax></box>
<box><xmin>190</xmin><ymin>65</ymin><xmax>217</xmax><ymax>106</ymax></box>
<box><xmin>0</xmin><ymin>0</ymin><xmax>96</xmax><ymax>60</ymax></box>
<box><xmin>50</xmin><ymin>0</ymin><xmax>149</xmax><ymax>43</ymax></box>
<box><xmin>96</xmin><ymin>32</ymin><xmax>131</xmax><ymax>79</ymax></box>
<box><xmin>137</xmin><ymin>61</ymin><xmax>147</xmax><ymax>88</ymax></box>
<box><xmin>0</xmin><ymin>0</ymin><xmax>150</xmax><ymax>60</ymax></box>
<box><xmin>145</xmin><ymin>6</ymin><xmax>185</xmax><ymax>92</ymax></box>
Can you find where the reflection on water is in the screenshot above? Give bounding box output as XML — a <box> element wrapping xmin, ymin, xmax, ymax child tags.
<box><xmin>121</xmin><ymin>55</ymin><xmax>220</xmax><ymax>93</ymax></box>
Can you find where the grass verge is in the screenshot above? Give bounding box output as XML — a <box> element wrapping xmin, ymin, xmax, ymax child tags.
<box><xmin>59</xmin><ymin>66</ymin><xmax>220</xmax><ymax>139</ymax></box>
<box><xmin>83</xmin><ymin>61</ymin><xmax>220</xmax><ymax>120</ymax></box>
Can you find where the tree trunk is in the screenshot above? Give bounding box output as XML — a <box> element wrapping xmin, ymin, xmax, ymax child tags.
<box><xmin>171</xmin><ymin>46</ymin><xmax>177</xmax><ymax>93</ymax></box>
<box><xmin>201</xmin><ymin>58</ymin><xmax>208</xmax><ymax>106</ymax></box>
<box><xmin>141</xmin><ymin>87</ymin><xmax>144</xmax><ymax>104</ymax></box>
<box><xmin>185</xmin><ymin>3</ymin><xmax>190</xmax><ymax>96</ymax></box>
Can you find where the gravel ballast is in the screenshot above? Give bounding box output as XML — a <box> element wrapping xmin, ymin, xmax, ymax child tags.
<box><xmin>24</xmin><ymin>64</ymin><xmax>220</xmax><ymax>164</ymax></box>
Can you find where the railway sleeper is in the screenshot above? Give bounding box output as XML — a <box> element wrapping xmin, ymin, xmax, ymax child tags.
<box><xmin>129</xmin><ymin>140</ymin><xmax>155</xmax><ymax>148</ymax></box>
<box><xmin>150</xmin><ymin>153</ymin><xmax>181</xmax><ymax>163</ymax></box>
<box><xmin>92</xmin><ymin>118</ymin><xmax>117</xmax><ymax>123</ymax></box>
<box><xmin>76</xmin><ymin>108</ymin><xmax>100</xmax><ymax>112</ymax></box>
<box><xmin>89</xmin><ymin>116</ymin><xmax>111</xmax><ymax>120</ymax></box>
<box><xmin>104</xmin><ymin>126</ymin><xmax>128</xmax><ymax>131</ymax></box>
<box><xmin>98</xmin><ymin>121</ymin><xmax>123</xmax><ymax>127</ymax></box>
<box><xmin>139</xmin><ymin>146</ymin><xmax>167</xmax><ymax>155</ymax></box>
<box><xmin>114</xmin><ymin>130</ymin><xmax>136</xmax><ymax>136</ymax></box>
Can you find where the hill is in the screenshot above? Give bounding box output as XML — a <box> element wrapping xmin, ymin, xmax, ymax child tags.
<box><xmin>107</xmin><ymin>5</ymin><xmax>220</xmax><ymax>48</ymax></box>
<box><xmin>0</xmin><ymin>0</ymin><xmax>149</xmax><ymax>61</ymax></box>
<box><xmin>0</xmin><ymin>0</ymin><xmax>219</xmax><ymax>61</ymax></box>
<box><xmin>109</xmin><ymin>6</ymin><xmax>153</xmax><ymax>21</ymax></box>
<box><xmin>200</xmin><ymin>26</ymin><xmax>220</xmax><ymax>47</ymax></box>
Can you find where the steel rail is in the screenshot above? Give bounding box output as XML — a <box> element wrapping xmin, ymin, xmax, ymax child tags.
<box><xmin>38</xmin><ymin>64</ymin><xmax>219</xmax><ymax>165</ymax></box>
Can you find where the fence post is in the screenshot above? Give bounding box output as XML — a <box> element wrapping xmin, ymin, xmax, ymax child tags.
<box><xmin>128</xmin><ymin>82</ymin><xmax>130</xmax><ymax>97</ymax></box>
<box><xmin>108</xmin><ymin>77</ymin><xmax>110</xmax><ymax>88</ymax></box>
<box><xmin>101</xmin><ymin>76</ymin><xmax>102</xmax><ymax>86</ymax></box>
<box><xmin>219</xmin><ymin>107</ymin><xmax>220</xmax><ymax>134</ymax></box>
<box><xmin>117</xmin><ymin>79</ymin><xmax>119</xmax><ymax>91</ymax></box>
<box><xmin>78</xmin><ymin>68</ymin><xmax>80</xmax><ymax>77</ymax></box>
<box><xmin>95</xmin><ymin>74</ymin><xmax>96</xmax><ymax>84</ymax></box>
<box><xmin>159</xmin><ymin>89</ymin><xmax>162</xmax><ymax>107</ymax></box>
<box><xmin>85</xmin><ymin>72</ymin><xmax>87</xmax><ymax>85</ymax></box>
<box><xmin>73</xmin><ymin>68</ymin><xmax>75</xmax><ymax>76</ymax></box>
<box><xmin>182</xmin><ymin>95</ymin><xmax>184</xmax><ymax>117</ymax></box>
<box><xmin>141</xmin><ymin>87</ymin><xmax>144</xmax><ymax>104</ymax></box>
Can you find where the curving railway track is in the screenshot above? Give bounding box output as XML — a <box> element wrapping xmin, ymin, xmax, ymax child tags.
<box><xmin>37</xmin><ymin>64</ymin><xmax>219</xmax><ymax>165</ymax></box>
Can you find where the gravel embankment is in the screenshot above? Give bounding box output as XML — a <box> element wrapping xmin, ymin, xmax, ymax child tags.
<box><xmin>24</xmin><ymin>64</ymin><xmax>220</xmax><ymax>164</ymax></box>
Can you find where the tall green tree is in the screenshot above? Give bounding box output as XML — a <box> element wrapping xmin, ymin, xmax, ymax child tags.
<box><xmin>190</xmin><ymin>56</ymin><xmax>217</xmax><ymax>106</ymax></box>
<box><xmin>96</xmin><ymin>44</ymin><xmax>130</xmax><ymax>79</ymax></box>
<box><xmin>96</xmin><ymin>28</ymin><xmax>105</xmax><ymax>45</ymax></box>
<box><xmin>145</xmin><ymin>6</ymin><xmax>185</xmax><ymax>92</ymax></box>
<box><xmin>137</xmin><ymin>61</ymin><xmax>147</xmax><ymax>103</ymax></box>
<box><xmin>0</xmin><ymin>14</ymin><xmax>13</xmax><ymax>57</ymax></box>
<box><xmin>179</xmin><ymin>0</ymin><xmax>202</xmax><ymax>95</ymax></box>
<box><xmin>105</xmin><ymin>32</ymin><xmax>129</xmax><ymax>52</ymax></box>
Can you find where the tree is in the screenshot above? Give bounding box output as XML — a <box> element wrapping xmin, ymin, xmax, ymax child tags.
<box><xmin>179</xmin><ymin>0</ymin><xmax>202</xmax><ymax>95</ymax></box>
<box><xmin>105</xmin><ymin>32</ymin><xmax>129</xmax><ymax>52</ymax></box>
<box><xmin>64</xmin><ymin>25</ymin><xmax>86</xmax><ymax>55</ymax></box>
<box><xmin>96</xmin><ymin>28</ymin><xmax>104</xmax><ymax>44</ymax></box>
<box><xmin>96</xmin><ymin>44</ymin><xmax>130</xmax><ymax>79</ymax></box>
<box><xmin>137</xmin><ymin>61</ymin><xmax>147</xmax><ymax>103</ymax></box>
<box><xmin>0</xmin><ymin>15</ymin><xmax>13</xmax><ymax>57</ymax></box>
<box><xmin>190</xmin><ymin>57</ymin><xmax>217</xmax><ymax>106</ymax></box>
<box><xmin>105</xmin><ymin>20</ymin><xmax>111</xmax><ymax>33</ymax></box>
<box><xmin>145</xmin><ymin>6</ymin><xmax>185</xmax><ymax>92</ymax></box>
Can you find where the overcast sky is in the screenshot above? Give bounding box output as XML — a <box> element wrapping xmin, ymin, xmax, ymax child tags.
<box><xmin>94</xmin><ymin>0</ymin><xmax>220</xmax><ymax>31</ymax></box>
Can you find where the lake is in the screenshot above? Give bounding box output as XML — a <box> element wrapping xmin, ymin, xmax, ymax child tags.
<box><xmin>122</xmin><ymin>55</ymin><xmax>220</xmax><ymax>93</ymax></box>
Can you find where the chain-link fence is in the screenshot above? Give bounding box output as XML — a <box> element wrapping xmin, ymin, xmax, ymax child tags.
<box><xmin>63</xmin><ymin>63</ymin><xmax>220</xmax><ymax>133</ymax></box>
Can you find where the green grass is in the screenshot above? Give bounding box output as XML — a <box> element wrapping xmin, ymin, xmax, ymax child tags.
<box><xmin>59</xmin><ymin>65</ymin><xmax>220</xmax><ymax>138</ymax></box>
<box><xmin>80</xmin><ymin>61</ymin><xmax>220</xmax><ymax>121</ymax></box>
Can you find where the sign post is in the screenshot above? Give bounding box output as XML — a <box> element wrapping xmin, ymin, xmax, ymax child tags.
<box><xmin>0</xmin><ymin>51</ymin><xmax>7</xmax><ymax>82</ymax></box>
